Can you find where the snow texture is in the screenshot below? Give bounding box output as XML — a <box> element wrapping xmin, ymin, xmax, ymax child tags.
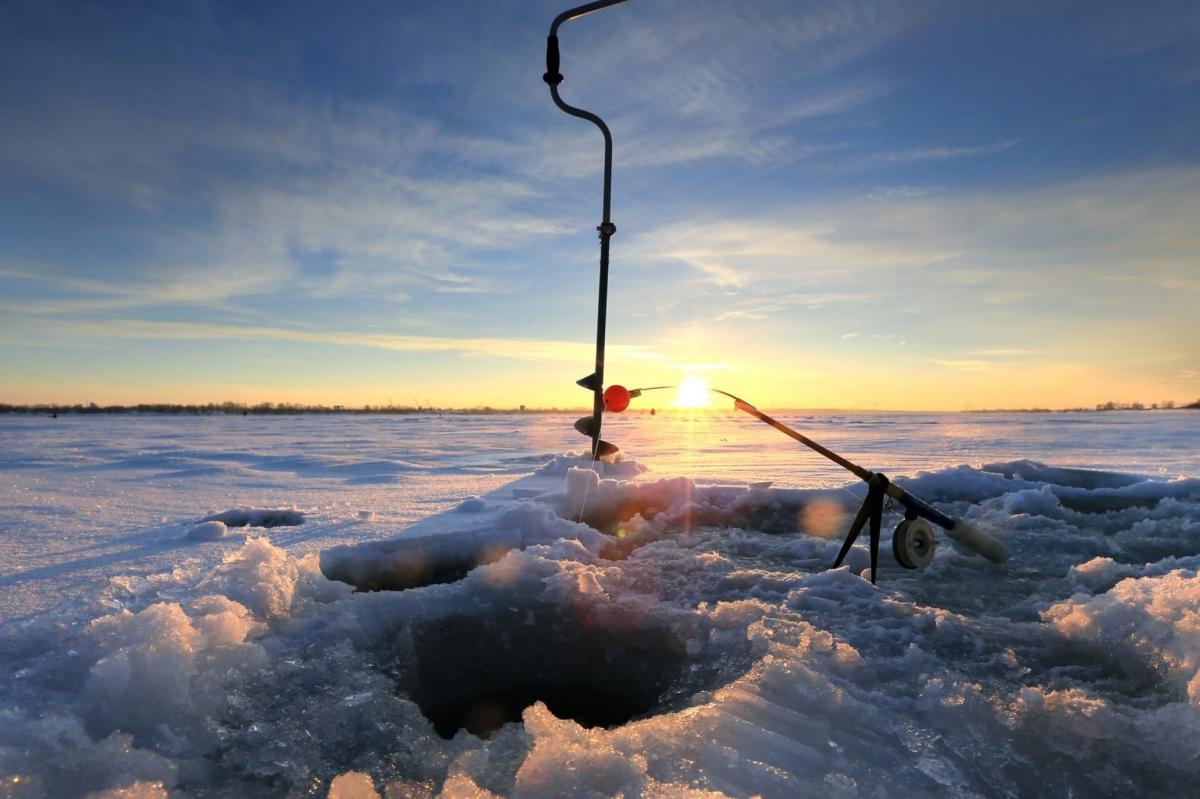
<box><xmin>184</xmin><ymin>521</ymin><xmax>230</xmax><ymax>541</ymax></box>
<box><xmin>1</xmin><ymin>412</ymin><xmax>1199</xmax><ymax>797</ymax></box>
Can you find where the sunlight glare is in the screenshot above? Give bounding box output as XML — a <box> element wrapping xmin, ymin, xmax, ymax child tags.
<box><xmin>674</xmin><ymin>375</ymin><xmax>711</xmax><ymax>408</ymax></box>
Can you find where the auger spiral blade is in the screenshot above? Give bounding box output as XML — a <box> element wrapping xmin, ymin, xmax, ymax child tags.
<box><xmin>573</xmin><ymin>416</ymin><xmax>618</xmax><ymax>459</ymax></box>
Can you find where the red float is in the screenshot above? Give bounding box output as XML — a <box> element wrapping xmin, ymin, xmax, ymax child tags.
<box><xmin>603</xmin><ymin>384</ymin><xmax>631</xmax><ymax>412</ymax></box>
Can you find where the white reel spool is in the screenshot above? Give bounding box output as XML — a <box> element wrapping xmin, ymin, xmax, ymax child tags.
<box><xmin>892</xmin><ymin>518</ymin><xmax>936</xmax><ymax>569</ymax></box>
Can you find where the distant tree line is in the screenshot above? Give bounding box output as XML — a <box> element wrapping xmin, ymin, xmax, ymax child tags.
<box><xmin>0</xmin><ymin>402</ymin><xmax>587</xmax><ymax>416</ymax></box>
<box><xmin>969</xmin><ymin>399</ymin><xmax>1199</xmax><ymax>413</ymax></box>
<box><xmin>4</xmin><ymin>400</ymin><xmax>1196</xmax><ymax>416</ymax></box>
<box><xmin>1093</xmin><ymin>399</ymin><xmax>1198</xmax><ymax>411</ymax></box>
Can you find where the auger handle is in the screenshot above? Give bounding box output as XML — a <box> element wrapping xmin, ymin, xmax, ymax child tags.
<box><xmin>551</xmin><ymin>0</ymin><xmax>630</xmax><ymax>35</ymax></box>
<box><xmin>544</xmin><ymin>35</ymin><xmax>562</xmax><ymax>85</ymax></box>
<box><xmin>547</xmin><ymin>0</ymin><xmax>630</xmax><ymax>84</ymax></box>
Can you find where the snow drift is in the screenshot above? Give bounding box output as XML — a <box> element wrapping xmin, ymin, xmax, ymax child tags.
<box><xmin>2</xmin><ymin>456</ymin><xmax>1199</xmax><ymax>797</ymax></box>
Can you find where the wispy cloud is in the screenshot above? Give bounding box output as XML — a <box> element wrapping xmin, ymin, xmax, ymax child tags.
<box><xmin>668</xmin><ymin>363</ymin><xmax>735</xmax><ymax>372</ymax></box>
<box><xmin>29</xmin><ymin>319</ymin><xmax>668</xmax><ymax>365</ymax></box>
<box><xmin>625</xmin><ymin>217</ymin><xmax>958</xmax><ymax>289</ymax></box>
<box><xmin>715</xmin><ymin>292</ymin><xmax>870</xmax><ymax>321</ymax></box>
<box><xmin>0</xmin><ymin>258</ymin><xmax>294</xmax><ymax>312</ymax></box>
<box><xmin>633</xmin><ymin>166</ymin><xmax>1200</xmax><ymax>300</ymax></box>
<box><xmin>931</xmin><ymin>359</ymin><xmax>1007</xmax><ymax>373</ymax></box>
<box><xmin>1089</xmin><ymin>4</ymin><xmax>1200</xmax><ymax>59</ymax></box>
<box><xmin>970</xmin><ymin>348</ymin><xmax>1034</xmax><ymax>358</ymax></box>
<box><xmin>870</xmin><ymin>138</ymin><xmax>1022</xmax><ymax>164</ymax></box>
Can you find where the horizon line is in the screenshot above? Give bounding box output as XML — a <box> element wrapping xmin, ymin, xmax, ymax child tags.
<box><xmin>2</xmin><ymin>400</ymin><xmax>1196</xmax><ymax>415</ymax></box>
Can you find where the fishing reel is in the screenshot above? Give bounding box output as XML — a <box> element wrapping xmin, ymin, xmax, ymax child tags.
<box><xmin>892</xmin><ymin>516</ymin><xmax>936</xmax><ymax>569</ymax></box>
<box><xmin>828</xmin><ymin>469</ymin><xmax>1005</xmax><ymax>583</ymax></box>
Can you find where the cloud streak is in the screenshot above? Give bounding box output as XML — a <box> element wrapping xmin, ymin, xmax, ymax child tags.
<box><xmin>26</xmin><ymin>319</ymin><xmax>668</xmax><ymax>365</ymax></box>
<box><xmin>870</xmin><ymin>138</ymin><xmax>1022</xmax><ymax>164</ymax></box>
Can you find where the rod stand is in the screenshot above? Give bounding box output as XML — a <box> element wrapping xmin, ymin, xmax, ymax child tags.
<box><xmin>832</xmin><ymin>472</ymin><xmax>891</xmax><ymax>584</ymax></box>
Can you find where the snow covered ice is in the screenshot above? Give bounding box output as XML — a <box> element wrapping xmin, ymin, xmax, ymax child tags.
<box><xmin>1</xmin><ymin>411</ymin><xmax>1199</xmax><ymax>797</ymax></box>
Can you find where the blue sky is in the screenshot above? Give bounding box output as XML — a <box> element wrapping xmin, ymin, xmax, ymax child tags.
<box><xmin>1</xmin><ymin>0</ymin><xmax>1197</xmax><ymax>409</ymax></box>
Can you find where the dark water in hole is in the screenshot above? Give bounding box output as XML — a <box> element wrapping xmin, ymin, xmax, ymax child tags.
<box><xmin>406</xmin><ymin>603</ymin><xmax>688</xmax><ymax>739</ymax></box>
<box><xmin>421</xmin><ymin>682</ymin><xmax>666</xmax><ymax>739</ymax></box>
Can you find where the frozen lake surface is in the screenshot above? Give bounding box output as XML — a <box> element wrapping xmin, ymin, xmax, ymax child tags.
<box><xmin>1</xmin><ymin>410</ymin><xmax>1198</xmax><ymax>797</ymax></box>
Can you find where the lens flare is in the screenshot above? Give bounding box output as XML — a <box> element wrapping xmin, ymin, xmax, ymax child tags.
<box><xmin>673</xmin><ymin>376</ymin><xmax>710</xmax><ymax>408</ymax></box>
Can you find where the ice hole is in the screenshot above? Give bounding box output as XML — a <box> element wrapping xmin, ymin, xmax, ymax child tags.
<box><xmin>400</xmin><ymin>602</ymin><xmax>694</xmax><ymax>739</ymax></box>
<box><xmin>201</xmin><ymin>507</ymin><xmax>306</xmax><ymax>528</ymax></box>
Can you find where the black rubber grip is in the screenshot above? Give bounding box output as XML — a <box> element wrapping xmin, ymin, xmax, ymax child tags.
<box><xmin>543</xmin><ymin>35</ymin><xmax>563</xmax><ymax>84</ymax></box>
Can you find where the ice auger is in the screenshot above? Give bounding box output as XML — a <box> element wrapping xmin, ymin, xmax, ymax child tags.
<box><xmin>544</xmin><ymin>0</ymin><xmax>630</xmax><ymax>461</ymax></box>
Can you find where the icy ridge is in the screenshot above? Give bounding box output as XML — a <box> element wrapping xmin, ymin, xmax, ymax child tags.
<box><xmin>1</xmin><ymin>459</ymin><xmax>1198</xmax><ymax>797</ymax></box>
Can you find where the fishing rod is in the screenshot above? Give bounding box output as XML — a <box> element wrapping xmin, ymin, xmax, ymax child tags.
<box><xmin>544</xmin><ymin>0</ymin><xmax>630</xmax><ymax>462</ymax></box>
<box><xmin>708</xmin><ymin>389</ymin><xmax>1008</xmax><ymax>583</ymax></box>
<box><xmin>601</xmin><ymin>384</ymin><xmax>1008</xmax><ymax>583</ymax></box>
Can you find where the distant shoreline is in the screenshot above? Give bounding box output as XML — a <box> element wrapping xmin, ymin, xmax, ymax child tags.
<box><xmin>0</xmin><ymin>403</ymin><xmax>578</xmax><ymax>416</ymax></box>
<box><xmin>2</xmin><ymin>401</ymin><xmax>1196</xmax><ymax>416</ymax></box>
<box><xmin>966</xmin><ymin>402</ymin><xmax>1199</xmax><ymax>413</ymax></box>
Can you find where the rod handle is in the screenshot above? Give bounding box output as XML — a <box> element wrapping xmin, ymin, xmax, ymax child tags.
<box><xmin>945</xmin><ymin>519</ymin><xmax>1008</xmax><ymax>564</ymax></box>
<box><xmin>544</xmin><ymin>35</ymin><xmax>563</xmax><ymax>84</ymax></box>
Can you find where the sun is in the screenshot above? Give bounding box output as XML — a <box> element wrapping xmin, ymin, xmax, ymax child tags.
<box><xmin>673</xmin><ymin>375</ymin><xmax>711</xmax><ymax>408</ymax></box>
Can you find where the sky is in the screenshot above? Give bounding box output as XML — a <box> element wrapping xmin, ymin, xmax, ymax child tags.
<box><xmin>1</xmin><ymin>0</ymin><xmax>1198</xmax><ymax>411</ymax></box>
